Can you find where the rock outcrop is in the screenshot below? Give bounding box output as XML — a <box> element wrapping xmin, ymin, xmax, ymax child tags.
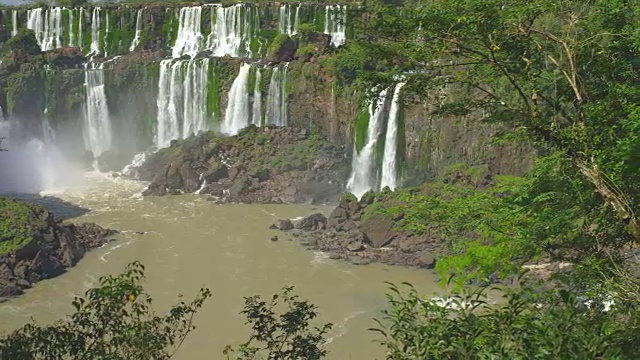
<box><xmin>134</xmin><ymin>125</ymin><xmax>350</xmax><ymax>204</ymax></box>
<box><xmin>274</xmin><ymin>193</ymin><xmax>442</xmax><ymax>269</ymax></box>
<box><xmin>0</xmin><ymin>198</ymin><xmax>117</xmax><ymax>300</ymax></box>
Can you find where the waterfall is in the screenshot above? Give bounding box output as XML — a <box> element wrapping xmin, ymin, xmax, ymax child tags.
<box><xmin>156</xmin><ymin>58</ymin><xmax>211</xmax><ymax>148</ymax></box>
<box><xmin>346</xmin><ymin>88</ymin><xmax>390</xmax><ymax>199</ymax></box>
<box><xmin>78</xmin><ymin>8</ymin><xmax>84</xmax><ymax>51</ymax></box>
<box><xmin>279</xmin><ymin>4</ymin><xmax>301</xmax><ymax>36</ymax></box>
<box><xmin>90</xmin><ymin>8</ymin><xmax>102</xmax><ymax>55</ymax></box>
<box><xmin>12</xmin><ymin>10</ymin><xmax>18</xmax><ymax>37</ymax></box>
<box><xmin>221</xmin><ymin>63</ymin><xmax>252</xmax><ymax>135</ymax></box>
<box><xmin>324</xmin><ymin>5</ymin><xmax>347</xmax><ymax>47</ymax></box>
<box><xmin>380</xmin><ymin>83</ymin><xmax>405</xmax><ymax>191</ymax></box>
<box><xmin>265</xmin><ymin>65</ymin><xmax>288</xmax><ymax>126</ymax></box>
<box><xmin>27</xmin><ymin>7</ymin><xmax>64</xmax><ymax>51</ymax></box>
<box><xmin>207</xmin><ymin>4</ymin><xmax>256</xmax><ymax>58</ymax></box>
<box><xmin>251</xmin><ymin>68</ymin><xmax>262</xmax><ymax>126</ymax></box>
<box><xmin>68</xmin><ymin>8</ymin><xmax>75</xmax><ymax>47</ymax></box>
<box><xmin>42</xmin><ymin>108</ymin><xmax>55</xmax><ymax>144</ymax></box>
<box><xmin>83</xmin><ymin>62</ymin><xmax>112</xmax><ymax>157</ymax></box>
<box><xmin>172</xmin><ymin>6</ymin><xmax>203</xmax><ymax>58</ymax></box>
<box><xmin>129</xmin><ymin>9</ymin><xmax>143</xmax><ymax>52</ymax></box>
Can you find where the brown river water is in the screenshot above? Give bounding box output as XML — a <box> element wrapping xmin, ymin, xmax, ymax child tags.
<box><xmin>0</xmin><ymin>173</ymin><xmax>441</xmax><ymax>359</ymax></box>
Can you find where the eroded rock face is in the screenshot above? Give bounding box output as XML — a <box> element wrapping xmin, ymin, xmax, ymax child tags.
<box><xmin>134</xmin><ymin>125</ymin><xmax>350</xmax><ymax>204</ymax></box>
<box><xmin>0</xmin><ymin>199</ymin><xmax>117</xmax><ymax>301</ymax></box>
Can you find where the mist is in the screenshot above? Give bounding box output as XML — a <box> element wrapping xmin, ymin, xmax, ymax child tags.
<box><xmin>0</xmin><ymin>120</ymin><xmax>85</xmax><ymax>194</ymax></box>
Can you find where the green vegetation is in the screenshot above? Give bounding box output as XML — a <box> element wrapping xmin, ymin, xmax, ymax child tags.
<box><xmin>0</xmin><ymin>262</ymin><xmax>211</xmax><ymax>359</ymax></box>
<box><xmin>223</xmin><ymin>286</ymin><xmax>332</xmax><ymax>360</ymax></box>
<box><xmin>0</xmin><ymin>198</ymin><xmax>46</xmax><ymax>255</ymax></box>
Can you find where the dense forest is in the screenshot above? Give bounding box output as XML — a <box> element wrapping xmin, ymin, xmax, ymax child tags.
<box><xmin>0</xmin><ymin>0</ymin><xmax>638</xmax><ymax>358</ymax></box>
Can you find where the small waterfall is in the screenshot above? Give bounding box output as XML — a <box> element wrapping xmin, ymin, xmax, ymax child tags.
<box><xmin>221</xmin><ymin>63</ymin><xmax>252</xmax><ymax>135</ymax></box>
<box><xmin>251</xmin><ymin>68</ymin><xmax>262</xmax><ymax>126</ymax></box>
<box><xmin>78</xmin><ymin>8</ymin><xmax>84</xmax><ymax>51</ymax></box>
<box><xmin>207</xmin><ymin>4</ymin><xmax>257</xmax><ymax>58</ymax></box>
<box><xmin>42</xmin><ymin>108</ymin><xmax>55</xmax><ymax>144</ymax></box>
<box><xmin>324</xmin><ymin>5</ymin><xmax>347</xmax><ymax>47</ymax></box>
<box><xmin>129</xmin><ymin>9</ymin><xmax>143</xmax><ymax>52</ymax></box>
<box><xmin>380</xmin><ymin>83</ymin><xmax>405</xmax><ymax>191</ymax></box>
<box><xmin>265</xmin><ymin>65</ymin><xmax>288</xmax><ymax>126</ymax></box>
<box><xmin>172</xmin><ymin>6</ymin><xmax>203</xmax><ymax>58</ymax></box>
<box><xmin>12</xmin><ymin>10</ymin><xmax>18</xmax><ymax>37</ymax></box>
<box><xmin>68</xmin><ymin>8</ymin><xmax>75</xmax><ymax>47</ymax></box>
<box><xmin>156</xmin><ymin>58</ymin><xmax>211</xmax><ymax>148</ymax></box>
<box><xmin>279</xmin><ymin>4</ymin><xmax>301</xmax><ymax>36</ymax></box>
<box><xmin>83</xmin><ymin>62</ymin><xmax>112</xmax><ymax>157</ymax></box>
<box><xmin>90</xmin><ymin>8</ymin><xmax>102</xmax><ymax>55</ymax></box>
<box><xmin>27</xmin><ymin>7</ymin><xmax>64</xmax><ymax>51</ymax></box>
<box><xmin>347</xmin><ymin>88</ymin><xmax>390</xmax><ymax>199</ymax></box>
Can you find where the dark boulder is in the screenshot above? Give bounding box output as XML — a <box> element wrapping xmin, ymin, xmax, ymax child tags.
<box><xmin>295</xmin><ymin>213</ymin><xmax>327</xmax><ymax>231</ymax></box>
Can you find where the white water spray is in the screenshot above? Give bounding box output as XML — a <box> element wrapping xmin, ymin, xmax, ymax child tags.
<box><xmin>221</xmin><ymin>63</ymin><xmax>252</xmax><ymax>135</ymax></box>
<box><xmin>324</xmin><ymin>5</ymin><xmax>347</xmax><ymax>47</ymax></box>
<box><xmin>129</xmin><ymin>9</ymin><xmax>143</xmax><ymax>52</ymax></box>
<box><xmin>346</xmin><ymin>88</ymin><xmax>389</xmax><ymax>199</ymax></box>
<box><xmin>251</xmin><ymin>68</ymin><xmax>262</xmax><ymax>126</ymax></box>
<box><xmin>83</xmin><ymin>62</ymin><xmax>112</xmax><ymax>157</ymax></box>
<box><xmin>279</xmin><ymin>4</ymin><xmax>301</xmax><ymax>36</ymax></box>
<box><xmin>380</xmin><ymin>83</ymin><xmax>405</xmax><ymax>190</ymax></box>
<box><xmin>90</xmin><ymin>8</ymin><xmax>102</xmax><ymax>55</ymax></box>
<box><xmin>207</xmin><ymin>4</ymin><xmax>257</xmax><ymax>58</ymax></box>
<box><xmin>172</xmin><ymin>6</ymin><xmax>203</xmax><ymax>58</ymax></box>
<box><xmin>265</xmin><ymin>65</ymin><xmax>288</xmax><ymax>126</ymax></box>
<box><xmin>156</xmin><ymin>58</ymin><xmax>211</xmax><ymax>148</ymax></box>
<box><xmin>12</xmin><ymin>10</ymin><xmax>18</xmax><ymax>37</ymax></box>
<box><xmin>27</xmin><ymin>7</ymin><xmax>64</xmax><ymax>51</ymax></box>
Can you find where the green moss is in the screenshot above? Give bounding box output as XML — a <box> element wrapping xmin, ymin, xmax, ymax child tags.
<box><xmin>267</xmin><ymin>33</ymin><xmax>289</xmax><ymax>59</ymax></box>
<box><xmin>0</xmin><ymin>198</ymin><xmax>47</xmax><ymax>255</ymax></box>
<box><xmin>354</xmin><ymin>106</ymin><xmax>369</xmax><ymax>152</ymax></box>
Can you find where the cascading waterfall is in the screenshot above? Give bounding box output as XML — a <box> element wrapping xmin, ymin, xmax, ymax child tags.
<box><xmin>78</xmin><ymin>8</ymin><xmax>84</xmax><ymax>51</ymax></box>
<box><xmin>27</xmin><ymin>7</ymin><xmax>64</xmax><ymax>51</ymax></box>
<box><xmin>347</xmin><ymin>88</ymin><xmax>390</xmax><ymax>199</ymax></box>
<box><xmin>83</xmin><ymin>62</ymin><xmax>112</xmax><ymax>157</ymax></box>
<box><xmin>90</xmin><ymin>8</ymin><xmax>102</xmax><ymax>55</ymax></box>
<box><xmin>265</xmin><ymin>65</ymin><xmax>288</xmax><ymax>126</ymax></box>
<box><xmin>380</xmin><ymin>83</ymin><xmax>405</xmax><ymax>191</ymax></box>
<box><xmin>155</xmin><ymin>58</ymin><xmax>211</xmax><ymax>148</ymax></box>
<box><xmin>207</xmin><ymin>4</ymin><xmax>257</xmax><ymax>58</ymax></box>
<box><xmin>42</xmin><ymin>108</ymin><xmax>55</xmax><ymax>144</ymax></box>
<box><xmin>279</xmin><ymin>4</ymin><xmax>301</xmax><ymax>36</ymax></box>
<box><xmin>172</xmin><ymin>6</ymin><xmax>203</xmax><ymax>58</ymax></box>
<box><xmin>68</xmin><ymin>9</ymin><xmax>75</xmax><ymax>47</ymax></box>
<box><xmin>251</xmin><ymin>68</ymin><xmax>263</xmax><ymax>126</ymax></box>
<box><xmin>324</xmin><ymin>5</ymin><xmax>347</xmax><ymax>47</ymax></box>
<box><xmin>12</xmin><ymin>10</ymin><xmax>18</xmax><ymax>37</ymax></box>
<box><xmin>129</xmin><ymin>9</ymin><xmax>143</xmax><ymax>52</ymax></box>
<box><xmin>221</xmin><ymin>63</ymin><xmax>252</xmax><ymax>135</ymax></box>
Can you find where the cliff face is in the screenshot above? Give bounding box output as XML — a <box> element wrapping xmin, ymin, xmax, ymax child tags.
<box><xmin>0</xmin><ymin>2</ymin><xmax>533</xmax><ymax>192</ymax></box>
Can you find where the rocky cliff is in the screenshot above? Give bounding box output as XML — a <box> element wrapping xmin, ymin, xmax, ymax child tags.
<box><xmin>0</xmin><ymin>197</ymin><xmax>117</xmax><ymax>300</ymax></box>
<box><xmin>133</xmin><ymin>125</ymin><xmax>350</xmax><ymax>204</ymax></box>
<box><xmin>0</xmin><ymin>2</ymin><xmax>534</xmax><ymax>198</ymax></box>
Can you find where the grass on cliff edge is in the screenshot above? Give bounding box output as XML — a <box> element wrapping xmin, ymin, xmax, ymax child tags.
<box><xmin>0</xmin><ymin>197</ymin><xmax>45</xmax><ymax>255</ymax></box>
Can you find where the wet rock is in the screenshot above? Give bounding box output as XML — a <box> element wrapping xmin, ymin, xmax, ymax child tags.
<box><xmin>0</xmin><ymin>279</ymin><xmax>23</xmax><ymax>298</ymax></box>
<box><xmin>277</xmin><ymin>219</ymin><xmax>294</xmax><ymax>231</ymax></box>
<box><xmin>346</xmin><ymin>242</ymin><xmax>365</xmax><ymax>252</ymax></box>
<box><xmin>360</xmin><ymin>215</ymin><xmax>395</xmax><ymax>248</ymax></box>
<box><xmin>269</xmin><ymin>224</ymin><xmax>278</xmax><ymax>230</ymax></box>
<box><xmin>0</xmin><ymin>263</ymin><xmax>13</xmax><ymax>280</ymax></box>
<box><xmin>295</xmin><ymin>213</ymin><xmax>327</xmax><ymax>231</ymax></box>
<box><xmin>270</xmin><ymin>236</ymin><xmax>279</xmax><ymax>242</ymax></box>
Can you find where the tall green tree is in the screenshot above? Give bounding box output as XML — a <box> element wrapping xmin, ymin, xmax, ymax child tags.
<box><xmin>351</xmin><ymin>0</ymin><xmax>639</xmax><ymax>240</ymax></box>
